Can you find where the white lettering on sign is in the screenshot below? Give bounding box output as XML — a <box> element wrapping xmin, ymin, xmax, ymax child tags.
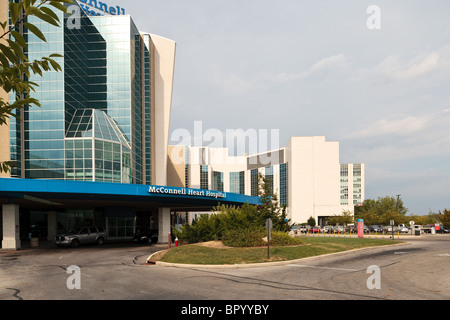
<box><xmin>148</xmin><ymin>186</ymin><xmax>226</xmax><ymax>199</ymax></box>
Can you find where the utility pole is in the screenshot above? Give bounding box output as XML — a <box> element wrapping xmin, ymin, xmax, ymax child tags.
<box><xmin>395</xmin><ymin>194</ymin><xmax>401</xmax><ymax>240</ymax></box>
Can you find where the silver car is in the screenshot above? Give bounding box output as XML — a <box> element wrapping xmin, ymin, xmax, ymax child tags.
<box><xmin>55</xmin><ymin>226</ymin><xmax>106</xmax><ymax>248</ymax></box>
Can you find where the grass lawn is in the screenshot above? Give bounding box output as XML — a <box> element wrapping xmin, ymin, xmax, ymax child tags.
<box><xmin>156</xmin><ymin>237</ymin><xmax>403</xmax><ymax>265</ymax></box>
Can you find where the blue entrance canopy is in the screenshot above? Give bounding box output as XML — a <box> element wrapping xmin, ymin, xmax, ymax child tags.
<box><xmin>0</xmin><ymin>178</ymin><xmax>260</xmax><ymax>208</ymax></box>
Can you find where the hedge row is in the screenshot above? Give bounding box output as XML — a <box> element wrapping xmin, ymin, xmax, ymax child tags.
<box><xmin>222</xmin><ymin>229</ymin><xmax>303</xmax><ymax>247</ymax></box>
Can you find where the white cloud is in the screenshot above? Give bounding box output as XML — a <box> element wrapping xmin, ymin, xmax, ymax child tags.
<box><xmin>273</xmin><ymin>54</ymin><xmax>348</xmax><ymax>83</ymax></box>
<box><xmin>207</xmin><ymin>53</ymin><xmax>350</xmax><ymax>94</ymax></box>
<box><xmin>356</xmin><ymin>115</ymin><xmax>432</xmax><ymax>138</ymax></box>
<box><xmin>343</xmin><ymin>109</ymin><xmax>450</xmax><ymax>163</ymax></box>
<box><xmin>370</xmin><ymin>47</ymin><xmax>450</xmax><ymax>81</ymax></box>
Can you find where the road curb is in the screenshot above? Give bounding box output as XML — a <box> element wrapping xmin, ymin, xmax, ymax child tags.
<box><xmin>146</xmin><ymin>241</ymin><xmax>410</xmax><ymax>269</ymax></box>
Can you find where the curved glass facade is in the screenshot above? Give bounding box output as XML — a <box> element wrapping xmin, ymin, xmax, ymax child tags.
<box><xmin>10</xmin><ymin>2</ymin><xmax>155</xmax><ymax>185</ymax></box>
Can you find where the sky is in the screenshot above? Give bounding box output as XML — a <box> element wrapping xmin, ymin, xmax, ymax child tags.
<box><xmin>103</xmin><ymin>0</ymin><xmax>449</xmax><ymax>215</ymax></box>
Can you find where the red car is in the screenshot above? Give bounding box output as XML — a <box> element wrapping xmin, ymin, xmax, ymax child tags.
<box><xmin>311</xmin><ymin>226</ymin><xmax>321</xmax><ymax>233</ymax></box>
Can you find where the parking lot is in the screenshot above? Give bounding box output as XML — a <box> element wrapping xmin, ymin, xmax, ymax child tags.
<box><xmin>291</xmin><ymin>224</ymin><xmax>449</xmax><ymax>238</ymax></box>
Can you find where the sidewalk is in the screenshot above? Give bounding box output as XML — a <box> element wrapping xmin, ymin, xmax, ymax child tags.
<box><xmin>0</xmin><ymin>238</ymin><xmax>143</xmax><ymax>254</ymax></box>
<box><xmin>0</xmin><ymin>240</ymin><xmax>56</xmax><ymax>254</ymax></box>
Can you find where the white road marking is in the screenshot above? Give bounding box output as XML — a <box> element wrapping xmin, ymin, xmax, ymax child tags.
<box><xmin>290</xmin><ymin>265</ymin><xmax>359</xmax><ymax>272</ymax></box>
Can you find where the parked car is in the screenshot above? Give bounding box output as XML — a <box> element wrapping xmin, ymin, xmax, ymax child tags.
<box><xmin>423</xmin><ymin>224</ymin><xmax>450</xmax><ymax>234</ymax></box>
<box><xmin>330</xmin><ymin>226</ymin><xmax>342</xmax><ymax>234</ymax></box>
<box><xmin>423</xmin><ymin>224</ymin><xmax>434</xmax><ymax>233</ymax></box>
<box><xmin>55</xmin><ymin>226</ymin><xmax>106</xmax><ymax>248</ymax></box>
<box><xmin>385</xmin><ymin>226</ymin><xmax>397</xmax><ymax>232</ymax></box>
<box><xmin>369</xmin><ymin>225</ymin><xmax>383</xmax><ymax>233</ymax></box>
<box><xmin>399</xmin><ymin>226</ymin><xmax>409</xmax><ymax>233</ymax></box>
<box><xmin>337</xmin><ymin>226</ymin><xmax>345</xmax><ymax>233</ymax></box>
<box><xmin>132</xmin><ymin>229</ymin><xmax>159</xmax><ymax>244</ymax></box>
<box><xmin>298</xmin><ymin>226</ymin><xmax>308</xmax><ymax>233</ymax></box>
<box><xmin>323</xmin><ymin>226</ymin><xmax>333</xmax><ymax>233</ymax></box>
<box><xmin>290</xmin><ymin>226</ymin><xmax>300</xmax><ymax>234</ymax></box>
<box><xmin>311</xmin><ymin>226</ymin><xmax>321</xmax><ymax>233</ymax></box>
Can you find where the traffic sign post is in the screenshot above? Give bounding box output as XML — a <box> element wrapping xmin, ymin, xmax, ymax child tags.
<box><xmin>390</xmin><ymin>220</ymin><xmax>395</xmax><ymax>240</ymax></box>
<box><xmin>266</xmin><ymin>218</ymin><xmax>273</xmax><ymax>259</ymax></box>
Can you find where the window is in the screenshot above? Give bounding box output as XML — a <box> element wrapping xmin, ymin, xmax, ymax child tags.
<box><xmin>251</xmin><ymin>169</ymin><xmax>258</xmax><ymax>197</ymax></box>
<box><xmin>213</xmin><ymin>171</ymin><xmax>224</xmax><ymax>192</ymax></box>
<box><xmin>200</xmin><ymin>165</ymin><xmax>209</xmax><ymax>189</ymax></box>
<box><xmin>280</xmin><ymin>163</ymin><xmax>288</xmax><ymax>206</ymax></box>
<box><xmin>230</xmin><ymin>171</ymin><xmax>245</xmax><ymax>195</ymax></box>
<box><xmin>265</xmin><ymin>166</ymin><xmax>273</xmax><ymax>194</ymax></box>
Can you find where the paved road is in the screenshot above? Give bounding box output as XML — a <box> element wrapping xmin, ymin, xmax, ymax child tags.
<box><xmin>0</xmin><ymin>235</ymin><xmax>449</xmax><ymax>301</ymax></box>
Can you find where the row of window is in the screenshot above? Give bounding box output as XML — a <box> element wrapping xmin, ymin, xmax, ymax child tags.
<box><xmin>206</xmin><ymin>165</ymin><xmax>288</xmax><ymax>205</ymax></box>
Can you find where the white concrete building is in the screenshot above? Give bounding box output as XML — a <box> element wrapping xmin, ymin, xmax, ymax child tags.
<box><xmin>167</xmin><ymin>136</ymin><xmax>365</xmax><ymax>225</ymax></box>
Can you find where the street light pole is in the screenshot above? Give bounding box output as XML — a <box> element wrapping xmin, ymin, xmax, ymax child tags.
<box><xmin>395</xmin><ymin>194</ymin><xmax>401</xmax><ymax>240</ymax></box>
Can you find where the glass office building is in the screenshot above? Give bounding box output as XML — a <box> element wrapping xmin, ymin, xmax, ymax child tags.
<box><xmin>2</xmin><ymin>0</ymin><xmax>176</xmax><ymax>244</ymax></box>
<box><xmin>9</xmin><ymin>2</ymin><xmax>175</xmax><ymax>186</ymax></box>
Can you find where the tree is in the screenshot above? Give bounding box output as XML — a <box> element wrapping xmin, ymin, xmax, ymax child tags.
<box><xmin>327</xmin><ymin>210</ymin><xmax>355</xmax><ymax>226</ymax></box>
<box><xmin>355</xmin><ymin>196</ymin><xmax>408</xmax><ymax>225</ymax></box>
<box><xmin>437</xmin><ymin>209</ymin><xmax>450</xmax><ymax>229</ymax></box>
<box><xmin>408</xmin><ymin>212</ymin><xmax>437</xmax><ymax>226</ymax></box>
<box><xmin>307</xmin><ymin>216</ymin><xmax>316</xmax><ymax>227</ymax></box>
<box><xmin>257</xmin><ymin>172</ymin><xmax>290</xmax><ymax>231</ymax></box>
<box><xmin>0</xmin><ymin>0</ymin><xmax>72</xmax><ymax>173</ymax></box>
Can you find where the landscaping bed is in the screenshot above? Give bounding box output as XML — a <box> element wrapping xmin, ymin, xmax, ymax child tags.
<box><xmin>152</xmin><ymin>237</ymin><xmax>402</xmax><ymax>265</ymax></box>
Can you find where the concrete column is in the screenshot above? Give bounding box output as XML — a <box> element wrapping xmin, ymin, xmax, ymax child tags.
<box><xmin>158</xmin><ymin>207</ymin><xmax>171</xmax><ymax>244</ymax></box>
<box><xmin>2</xmin><ymin>204</ymin><xmax>21</xmax><ymax>250</ymax></box>
<box><xmin>47</xmin><ymin>211</ymin><xmax>57</xmax><ymax>242</ymax></box>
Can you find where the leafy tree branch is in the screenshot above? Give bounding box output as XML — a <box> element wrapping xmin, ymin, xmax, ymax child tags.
<box><xmin>0</xmin><ymin>0</ymin><xmax>73</xmax><ymax>173</ymax></box>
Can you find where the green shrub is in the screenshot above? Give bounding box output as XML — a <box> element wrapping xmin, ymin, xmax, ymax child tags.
<box><xmin>222</xmin><ymin>228</ymin><xmax>266</xmax><ymax>247</ymax></box>
<box><xmin>174</xmin><ymin>200</ymin><xmax>293</xmax><ymax>245</ymax></box>
<box><xmin>269</xmin><ymin>231</ymin><xmax>303</xmax><ymax>246</ymax></box>
<box><xmin>173</xmin><ymin>171</ymin><xmax>294</xmax><ymax>245</ymax></box>
<box><xmin>222</xmin><ymin>229</ymin><xmax>302</xmax><ymax>247</ymax></box>
<box><xmin>174</xmin><ymin>214</ymin><xmax>224</xmax><ymax>244</ymax></box>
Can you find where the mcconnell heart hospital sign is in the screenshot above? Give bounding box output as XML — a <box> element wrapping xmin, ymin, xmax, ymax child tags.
<box><xmin>77</xmin><ymin>0</ymin><xmax>126</xmax><ymax>16</ymax></box>
<box><xmin>148</xmin><ymin>186</ymin><xmax>227</xmax><ymax>200</ymax></box>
